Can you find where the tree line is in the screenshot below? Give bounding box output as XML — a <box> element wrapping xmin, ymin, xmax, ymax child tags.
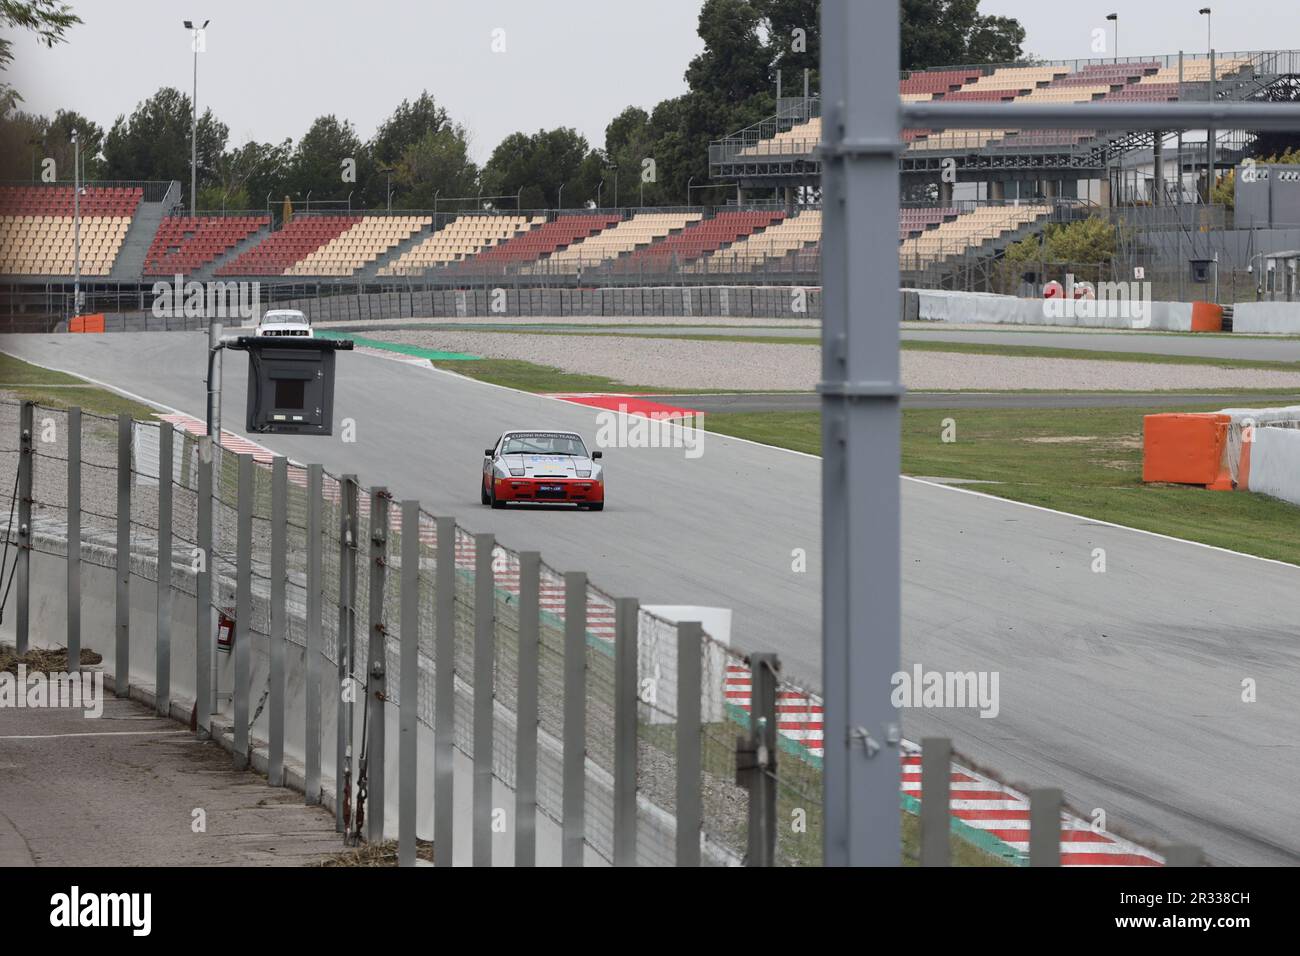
<box><xmin>1</xmin><ymin>0</ymin><xmax>1026</xmax><ymax>212</ymax></box>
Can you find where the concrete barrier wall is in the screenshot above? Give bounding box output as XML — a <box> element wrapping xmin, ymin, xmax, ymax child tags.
<box><xmin>84</xmin><ymin>286</ymin><xmax>824</xmax><ymax>328</ymax></box>
<box><xmin>1246</xmin><ymin>426</ymin><xmax>1300</xmax><ymax>507</ymax></box>
<box><xmin>1</xmin><ymin>538</ymin><xmax>709</xmax><ymax>865</ymax></box>
<box><xmin>1232</xmin><ymin>302</ymin><xmax>1300</xmax><ymax>334</ymax></box>
<box><xmin>914</xmin><ymin>289</ymin><xmax>1194</xmax><ymax>331</ymax></box>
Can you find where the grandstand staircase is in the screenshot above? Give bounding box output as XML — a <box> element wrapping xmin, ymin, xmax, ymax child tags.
<box><xmin>191</xmin><ymin>222</ymin><xmax>274</xmax><ymax>282</ymax></box>
<box><xmin>360</xmin><ymin>221</ymin><xmax>440</xmax><ymax>279</ymax></box>
<box><xmin>110</xmin><ymin>182</ymin><xmax>179</xmax><ymax>281</ymax></box>
<box><xmin>902</xmin><ymin>206</ymin><xmax>1062</xmax><ymax>288</ymax></box>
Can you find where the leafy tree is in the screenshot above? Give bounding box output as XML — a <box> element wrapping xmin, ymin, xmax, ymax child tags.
<box><xmin>1003</xmin><ymin>216</ymin><xmax>1117</xmax><ymax>275</ymax></box>
<box><xmin>364</xmin><ymin>91</ymin><xmax>456</xmax><ymax>207</ymax></box>
<box><xmin>0</xmin><ymin>0</ymin><xmax>80</xmax><ymax>107</ymax></box>
<box><xmin>283</xmin><ymin>115</ymin><xmax>365</xmax><ymax>205</ymax></box>
<box><xmin>0</xmin><ymin>106</ymin><xmax>44</xmax><ymax>179</ymax></box>
<box><xmin>102</xmin><ymin>87</ymin><xmax>227</xmax><ymax>194</ymax></box>
<box><xmin>685</xmin><ymin>0</ymin><xmax>770</xmax><ymax>103</ymax></box>
<box><xmin>200</xmin><ymin>138</ymin><xmax>292</xmax><ymax>212</ymax></box>
<box><xmin>901</xmin><ymin>0</ymin><xmax>1024</xmax><ymax>72</ymax></box>
<box><xmin>391</xmin><ymin>124</ymin><xmax>479</xmax><ymax>209</ymax></box>
<box><xmin>481</xmin><ymin>127</ymin><xmax>600</xmax><ymax>209</ymax></box>
<box><xmin>758</xmin><ymin>0</ymin><xmax>820</xmax><ymax>82</ymax></box>
<box><xmin>0</xmin><ymin>105</ymin><xmax>102</xmax><ymax>180</ymax></box>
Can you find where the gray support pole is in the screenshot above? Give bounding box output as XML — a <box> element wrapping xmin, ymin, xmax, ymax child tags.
<box><xmin>562</xmin><ymin>569</ymin><xmax>587</xmax><ymax>866</ymax></box>
<box><xmin>14</xmin><ymin>402</ymin><xmax>32</xmax><ymax>655</ymax></box>
<box><xmin>398</xmin><ymin>500</ymin><xmax>419</xmax><ymax>867</ymax></box>
<box><xmin>233</xmin><ymin>453</ymin><xmax>252</xmax><ymax>769</ymax></box>
<box><xmin>472</xmin><ymin>532</ymin><xmax>495</xmax><ymax>866</ymax></box>
<box><xmin>66</xmin><ymin>406</ymin><xmax>81</xmax><ymax>666</ymax></box>
<box><xmin>612</xmin><ymin>596</ymin><xmax>638</xmax><ymax>866</ymax></box>
<box><xmin>433</xmin><ymin>515</ymin><xmax>456</xmax><ymax>866</ymax></box>
<box><xmin>156</xmin><ymin>422</ymin><xmax>173</xmax><ymax>715</ymax></box>
<box><xmin>1152</xmin><ymin>131</ymin><xmax>1164</xmax><ymax>206</ymax></box>
<box><xmin>195</xmin><ymin>437</ymin><xmax>213</xmax><ymax>734</ymax></box>
<box><xmin>675</xmin><ymin>620</ymin><xmax>702</xmax><ymax>867</ymax></box>
<box><xmin>744</xmin><ymin>653</ymin><xmax>780</xmax><ymax>867</ymax></box>
<box><xmin>515</xmin><ymin>551</ymin><xmax>541</xmax><ymax>867</ymax></box>
<box><xmin>115</xmin><ymin>413</ymin><xmax>131</xmax><ymax>696</ymax></box>
<box><xmin>920</xmin><ymin>737</ymin><xmax>952</xmax><ymax>866</ymax></box>
<box><xmin>305</xmin><ymin>464</ymin><xmax>323</xmax><ymax>805</ymax></box>
<box><xmin>1208</xmin><ymin>50</ymin><xmax>1216</xmax><ymax>204</ymax></box>
<box><xmin>365</xmin><ymin>487</ymin><xmax>389</xmax><ymax>843</ymax></box>
<box><xmin>335</xmin><ymin>475</ymin><xmax>358</xmax><ymax>832</ymax></box>
<box><xmin>268</xmin><ymin>457</ymin><xmax>287</xmax><ymax>786</ymax></box>
<box><xmin>1029</xmin><ymin>787</ymin><xmax>1062</xmax><ymax>866</ymax></box>
<box><xmin>1179</xmin><ymin>52</ymin><xmax>1185</xmax><ymax>302</ymax></box>
<box><xmin>820</xmin><ymin>0</ymin><xmax>902</xmax><ymax>866</ymax></box>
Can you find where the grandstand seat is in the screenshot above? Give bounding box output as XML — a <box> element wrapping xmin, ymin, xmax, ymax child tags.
<box><xmin>144</xmin><ymin>215</ymin><xmax>271</xmax><ymax>277</ymax></box>
<box><xmin>215</xmin><ymin>216</ymin><xmax>363</xmax><ymax>276</ymax></box>
<box><xmin>0</xmin><ymin>185</ymin><xmax>141</xmax><ymax>276</ymax></box>
<box><xmin>377</xmin><ymin>215</ymin><xmax>541</xmax><ymax>276</ymax></box>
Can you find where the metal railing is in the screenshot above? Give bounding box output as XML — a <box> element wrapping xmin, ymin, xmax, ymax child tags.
<box><xmin>0</xmin><ymin>179</ymin><xmax>178</xmax><ymax>204</ymax></box>
<box><xmin>0</xmin><ymin>397</ymin><xmax>1194</xmax><ymax>866</ymax></box>
<box><xmin>0</xmin><ymin>398</ymin><xmax>826</xmax><ymax>866</ymax></box>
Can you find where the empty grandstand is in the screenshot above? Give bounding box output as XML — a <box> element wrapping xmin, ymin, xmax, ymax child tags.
<box><xmin>0</xmin><ymin>186</ymin><xmax>141</xmax><ymax>277</ymax></box>
<box><xmin>378</xmin><ymin>214</ymin><xmax>541</xmax><ymax>275</ymax></box>
<box><xmin>215</xmin><ymin>216</ymin><xmax>362</xmax><ymax>277</ymax></box>
<box><xmin>143</xmin><ymin>215</ymin><xmax>270</xmax><ymax>277</ymax></box>
<box><xmin>688</xmin><ymin>209</ymin><xmax>820</xmax><ymax>272</ymax></box>
<box><xmin>3</xmin><ymin>47</ymin><xmax>1299</xmax><ymax>325</ymax></box>
<box><xmin>612</xmin><ymin>210</ymin><xmax>786</xmax><ymax>272</ymax></box>
<box><xmin>460</xmin><ymin>213</ymin><xmax>622</xmax><ymax>268</ymax></box>
<box><xmin>523</xmin><ymin>212</ymin><xmax>702</xmax><ymax>273</ymax></box>
<box><xmin>286</xmin><ymin>215</ymin><xmax>431</xmax><ymax>277</ymax></box>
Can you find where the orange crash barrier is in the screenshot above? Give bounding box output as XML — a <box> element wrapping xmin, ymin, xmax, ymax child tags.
<box><xmin>68</xmin><ymin>313</ymin><xmax>105</xmax><ymax>333</ymax></box>
<box><xmin>1142</xmin><ymin>412</ymin><xmax>1233</xmax><ymax>489</ymax></box>
<box><xmin>1190</xmin><ymin>301</ymin><xmax>1223</xmax><ymax>332</ymax></box>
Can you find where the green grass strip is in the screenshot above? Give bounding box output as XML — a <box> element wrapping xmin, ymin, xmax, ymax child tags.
<box><xmin>901</xmin><ymin>338</ymin><xmax>1300</xmax><ymax>372</ymax></box>
<box><xmin>316</xmin><ymin>329</ymin><xmax>481</xmax><ymax>361</ymax></box>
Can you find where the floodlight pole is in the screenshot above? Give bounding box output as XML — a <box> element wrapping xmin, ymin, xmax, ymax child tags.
<box><xmin>820</xmin><ymin>0</ymin><xmax>902</xmax><ymax>867</ymax></box>
<box><xmin>184</xmin><ymin>20</ymin><xmax>209</xmax><ymax>214</ymax></box>
<box><xmin>72</xmin><ymin>128</ymin><xmax>81</xmax><ymax>319</ymax></box>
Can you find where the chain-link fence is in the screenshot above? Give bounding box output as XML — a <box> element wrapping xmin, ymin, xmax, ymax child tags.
<box><xmin>0</xmin><ymin>397</ymin><xmax>822</xmax><ymax>866</ymax></box>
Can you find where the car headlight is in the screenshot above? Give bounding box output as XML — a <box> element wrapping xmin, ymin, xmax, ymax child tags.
<box><xmin>493</xmin><ymin>464</ymin><xmax>511</xmax><ymax>479</ymax></box>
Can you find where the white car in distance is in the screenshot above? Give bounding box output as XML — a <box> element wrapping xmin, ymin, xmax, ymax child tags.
<box><xmin>255</xmin><ymin>309</ymin><xmax>313</xmax><ymax>338</ymax></box>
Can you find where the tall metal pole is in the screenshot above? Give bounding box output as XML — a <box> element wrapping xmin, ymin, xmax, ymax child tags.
<box><xmin>1178</xmin><ymin>52</ymin><xmax>1185</xmax><ymax>302</ymax></box>
<box><xmin>72</xmin><ymin>130</ymin><xmax>80</xmax><ymax>319</ymax></box>
<box><xmin>190</xmin><ymin>29</ymin><xmax>199</xmax><ymax>214</ymax></box>
<box><xmin>1207</xmin><ymin>49</ymin><xmax>1217</xmax><ymax>204</ymax></box>
<box><xmin>819</xmin><ymin>0</ymin><xmax>902</xmax><ymax>866</ymax></box>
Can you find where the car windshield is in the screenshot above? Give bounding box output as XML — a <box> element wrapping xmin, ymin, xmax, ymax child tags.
<box><xmin>264</xmin><ymin>312</ymin><xmax>307</xmax><ymax>324</ymax></box>
<box><xmin>501</xmin><ymin>434</ymin><xmax>588</xmax><ymax>456</ymax></box>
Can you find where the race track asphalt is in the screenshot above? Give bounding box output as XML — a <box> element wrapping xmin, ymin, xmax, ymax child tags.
<box><xmin>2</xmin><ymin>331</ymin><xmax>1297</xmax><ymax>866</ymax></box>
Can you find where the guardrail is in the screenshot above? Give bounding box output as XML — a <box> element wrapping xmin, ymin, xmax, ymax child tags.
<box><xmin>0</xmin><ymin>398</ymin><xmax>822</xmax><ymax>866</ymax></box>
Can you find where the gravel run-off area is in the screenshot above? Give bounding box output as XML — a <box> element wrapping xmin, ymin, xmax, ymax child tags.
<box><xmin>367</xmin><ymin>330</ymin><xmax>1300</xmax><ymax>392</ymax></box>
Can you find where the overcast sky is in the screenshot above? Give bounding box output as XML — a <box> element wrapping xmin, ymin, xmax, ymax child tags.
<box><xmin>9</xmin><ymin>0</ymin><xmax>1300</xmax><ymax>163</ymax></box>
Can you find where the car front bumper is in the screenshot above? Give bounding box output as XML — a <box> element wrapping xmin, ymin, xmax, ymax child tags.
<box><xmin>493</xmin><ymin>476</ymin><xmax>604</xmax><ymax>504</ymax></box>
